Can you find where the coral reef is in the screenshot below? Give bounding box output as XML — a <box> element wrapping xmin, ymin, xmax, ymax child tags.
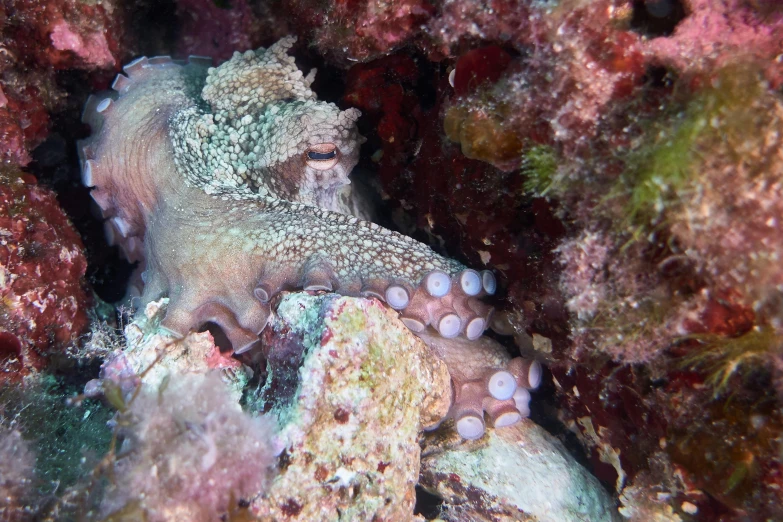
<box><xmin>0</xmin><ymin>166</ymin><xmax>90</xmax><ymax>382</ymax></box>
<box><xmin>1</xmin><ymin>0</ymin><xmax>780</xmax><ymax>518</ymax></box>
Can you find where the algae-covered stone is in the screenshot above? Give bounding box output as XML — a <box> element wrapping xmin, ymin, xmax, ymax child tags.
<box><xmin>254</xmin><ymin>293</ymin><xmax>452</xmax><ymax>521</ymax></box>
<box><xmin>420</xmin><ymin>420</ymin><xmax>619</xmax><ymax>522</ymax></box>
<box><xmin>119</xmin><ymin>298</ymin><xmax>249</xmax><ymax>401</ymax></box>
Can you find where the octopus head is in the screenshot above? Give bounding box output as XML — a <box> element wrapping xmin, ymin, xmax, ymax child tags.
<box><xmin>255</xmin><ymin>100</ymin><xmax>363</xmax><ymax>205</ymax></box>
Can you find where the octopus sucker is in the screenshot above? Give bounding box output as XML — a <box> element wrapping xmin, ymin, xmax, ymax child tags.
<box><xmin>111</xmin><ymin>74</ymin><xmax>132</xmax><ymax>94</ymax></box>
<box><xmin>417</xmin><ymin>331</ymin><xmax>541</xmax><ymax>440</ymax></box>
<box><xmin>82</xmin><ymin>37</ymin><xmax>539</xmax><ymax>438</ymax></box>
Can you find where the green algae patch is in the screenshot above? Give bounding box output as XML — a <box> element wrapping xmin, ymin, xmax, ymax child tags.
<box><xmin>0</xmin><ymin>373</ymin><xmax>113</xmax><ymax>494</ymax></box>
<box><xmin>680</xmin><ymin>325</ymin><xmax>782</xmax><ymax>397</ymax></box>
<box><xmin>612</xmin><ymin>64</ymin><xmax>771</xmax><ymax>239</ymax></box>
<box><xmin>521</xmin><ymin>144</ymin><xmax>559</xmax><ymax>196</ymax></box>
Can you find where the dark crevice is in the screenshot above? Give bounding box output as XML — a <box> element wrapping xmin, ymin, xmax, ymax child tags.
<box><xmin>198</xmin><ymin>322</ymin><xmax>234</xmax><ymax>353</ymax></box>
<box><xmin>414</xmin><ymin>485</ymin><xmax>444</xmax><ymax>519</ymax></box>
<box><xmin>643</xmin><ymin>65</ymin><xmax>676</xmax><ymax>90</ymax></box>
<box><xmin>126</xmin><ymin>0</ymin><xmax>180</xmax><ymax>57</ymax></box>
<box><xmin>630</xmin><ymin>0</ymin><xmax>687</xmax><ymax>38</ymax></box>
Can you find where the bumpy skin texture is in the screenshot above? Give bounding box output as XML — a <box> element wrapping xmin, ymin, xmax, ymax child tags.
<box><xmin>78</xmin><ymin>37</ymin><xmax>498</xmax><ymax>356</ymax></box>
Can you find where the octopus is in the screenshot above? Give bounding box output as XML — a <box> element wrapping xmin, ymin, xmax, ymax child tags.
<box><xmin>78</xmin><ymin>37</ymin><xmax>540</xmax><ymax>439</ymax></box>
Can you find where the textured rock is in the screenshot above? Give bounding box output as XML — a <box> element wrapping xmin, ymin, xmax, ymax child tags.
<box><xmin>420</xmin><ymin>420</ymin><xmax>618</xmax><ymax>522</ymax></box>
<box><xmin>0</xmin><ymin>0</ymin><xmax>128</xmax><ymax>165</ymax></box>
<box><xmin>97</xmin><ymin>292</ymin><xmax>452</xmax><ymax>520</ymax></box>
<box><xmin>0</xmin><ymin>167</ymin><xmax>90</xmax><ymax>382</ymax></box>
<box><xmin>113</xmin><ymin>298</ymin><xmax>248</xmax><ymax>401</ymax></box>
<box><xmin>253</xmin><ymin>292</ymin><xmax>452</xmax><ymax>521</ymax></box>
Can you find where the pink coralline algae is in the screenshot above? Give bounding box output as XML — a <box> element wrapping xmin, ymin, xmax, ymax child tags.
<box><xmin>2</xmin><ymin>0</ymin><xmax>123</xmax><ymax>69</ymax></box>
<box><xmin>0</xmin><ymin>0</ymin><xmax>126</xmax><ymax>165</ymax></box>
<box><xmin>645</xmin><ymin>0</ymin><xmax>783</xmax><ymax>86</ymax></box>
<box><xmin>48</xmin><ymin>20</ymin><xmax>115</xmax><ymax>70</ymax></box>
<box><xmin>0</xmin><ymin>168</ymin><xmax>90</xmax><ymax>382</ymax></box>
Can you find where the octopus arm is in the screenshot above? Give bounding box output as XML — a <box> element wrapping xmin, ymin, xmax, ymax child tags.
<box><xmin>142</xmin><ymin>189</ymin><xmax>496</xmax><ymax>352</ymax></box>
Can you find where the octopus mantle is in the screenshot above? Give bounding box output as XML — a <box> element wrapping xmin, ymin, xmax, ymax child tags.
<box><xmin>80</xmin><ymin>37</ymin><xmax>539</xmax><ymax>439</ymax></box>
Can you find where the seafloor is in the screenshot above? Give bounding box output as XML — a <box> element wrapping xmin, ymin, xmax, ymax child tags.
<box><xmin>1</xmin><ymin>0</ymin><xmax>782</xmax><ymax>521</ymax></box>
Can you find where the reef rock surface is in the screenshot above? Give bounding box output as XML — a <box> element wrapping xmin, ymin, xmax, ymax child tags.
<box><xmin>0</xmin><ymin>167</ymin><xmax>90</xmax><ymax>382</ymax></box>
<box><xmin>421</xmin><ymin>421</ymin><xmax>618</xmax><ymax>522</ymax></box>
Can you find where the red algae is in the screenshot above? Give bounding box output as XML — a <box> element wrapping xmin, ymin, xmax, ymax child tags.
<box><xmin>0</xmin><ymin>0</ymin><xmax>129</xmax><ymax>165</ymax></box>
<box><xmin>0</xmin><ymin>167</ymin><xmax>90</xmax><ymax>382</ymax></box>
<box><xmin>451</xmin><ymin>46</ymin><xmax>513</xmax><ymax>97</ymax></box>
<box><xmin>174</xmin><ymin>0</ymin><xmax>271</xmax><ymax>62</ymax></box>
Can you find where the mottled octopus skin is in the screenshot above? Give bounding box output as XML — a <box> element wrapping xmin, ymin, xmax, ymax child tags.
<box><xmin>80</xmin><ymin>38</ymin><xmax>532</xmax><ymax>438</ymax></box>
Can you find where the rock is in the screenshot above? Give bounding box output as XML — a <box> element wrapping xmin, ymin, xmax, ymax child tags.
<box><xmin>99</xmin><ymin>292</ymin><xmax>451</xmax><ymax>521</ymax></box>
<box><xmin>0</xmin><ymin>0</ymin><xmax>129</xmax><ymax>165</ymax></box>
<box><xmin>0</xmin><ymin>167</ymin><xmax>90</xmax><ymax>382</ymax></box>
<box><xmin>253</xmin><ymin>292</ymin><xmax>452</xmax><ymax>521</ymax></box>
<box><xmin>420</xmin><ymin>420</ymin><xmax>618</xmax><ymax>522</ymax></box>
<box><xmin>118</xmin><ymin>298</ymin><xmax>248</xmax><ymax>401</ymax></box>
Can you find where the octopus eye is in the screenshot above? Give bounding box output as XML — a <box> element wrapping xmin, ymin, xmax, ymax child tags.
<box><xmin>308</xmin><ymin>150</ymin><xmax>337</xmax><ymax>161</ymax></box>
<box><xmin>305</xmin><ymin>143</ymin><xmax>339</xmax><ymax>170</ymax></box>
